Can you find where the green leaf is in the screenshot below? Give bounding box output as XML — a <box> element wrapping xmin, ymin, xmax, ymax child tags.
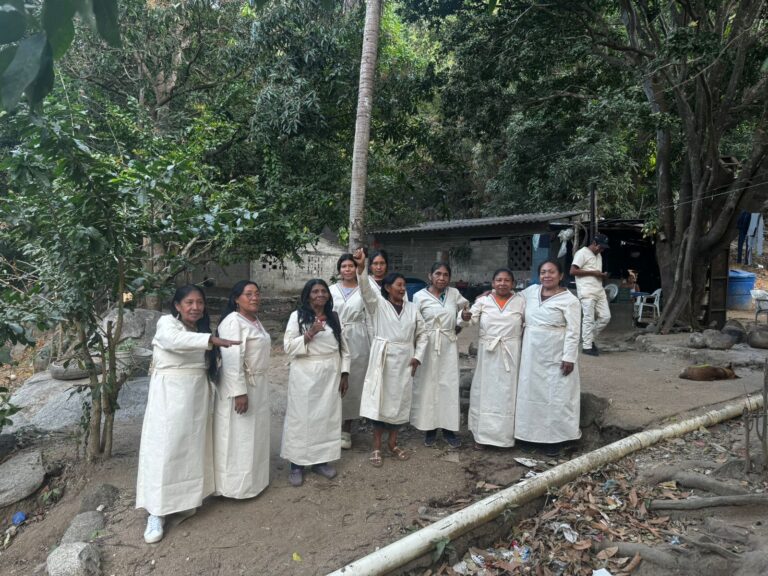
<box><xmin>92</xmin><ymin>0</ymin><xmax>121</xmax><ymax>48</ymax></box>
<box><xmin>762</xmin><ymin>56</ymin><xmax>768</xmax><ymax>73</ymax></box>
<box><xmin>42</xmin><ymin>0</ymin><xmax>79</xmax><ymax>59</ymax></box>
<box><xmin>0</xmin><ymin>43</ymin><xmax>15</xmax><ymax>76</ymax></box>
<box><xmin>0</xmin><ymin>346</ymin><xmax>10</xmax><ymax>365</ymax></box>
<box><xmin>487</xmin><ymin>0</ymin><xmax>498</xmax><ymax>14</ymax></box>
<box><xmin>0</xmin><ymin>33</ymin><xmax>49</xmax><ymax>110</ymax></box>
<box><xmin>0</xmin><ymin>3</ymin><xmax>25</xmax><ymax>44</ymax></box>
<box><xmin>26</xmin><ymin>40</ymin><xmax>53</xmax><ymax>107</ymax></box>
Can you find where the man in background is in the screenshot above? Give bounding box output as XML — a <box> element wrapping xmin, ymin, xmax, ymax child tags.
<box><xmin>570</xmin><ymin>233</ymin><xmax>611</xmax><ymax>357</ymax></box>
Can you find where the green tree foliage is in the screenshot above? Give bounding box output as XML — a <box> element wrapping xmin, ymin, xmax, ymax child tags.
<box><xmin>0</xmin><ymin>0</ymin><xmax>120</xmax><ymax>110</ymax></box>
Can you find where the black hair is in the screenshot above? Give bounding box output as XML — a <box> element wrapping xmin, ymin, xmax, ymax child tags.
<box><xmin>380</xmin><ymin>272</ymin><xmax>406</xmax><ymax>300</ymax></box>
<box><xmin>297</xmin><ymin>279</ymin><xmax>343</xmax><ymax>353</ymax></box>
<box><xmin>430</xmin><ymin>261</ymin><xmax>452</xmax><ymax>277</ymax></box>
<box><xmin>368</xmin><ymin>249</ymin><xmax>390</xmax><ymax>274</ymax></box>
<box><xmin>220</xmin><ymin>280</ymin><xmax>260</xmax><ymax>322</ymax></box>
<box><xmin>337</xmin><ymin>253</ymin><xmax>355</xmax><ymax>272</ymax></box>
<box><xmin>171</xmin><ymin>285</ymin><xmax>216</xmax><ymax>380</ymax></box>
<box><xmin>538</xmin><ymin>259</ymin><xmax>564</xmax><ymax>275</ymax></box>
<box><xmin>491</xmin><ymin>267</ymin><xmax>515</xmax><ymax>282</ymax></box>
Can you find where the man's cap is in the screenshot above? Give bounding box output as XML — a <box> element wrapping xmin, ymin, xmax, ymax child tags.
<box><xmin>592</xmin><ymin>233</ymin><xmax>610</xmax><ymax>249</ymax></box>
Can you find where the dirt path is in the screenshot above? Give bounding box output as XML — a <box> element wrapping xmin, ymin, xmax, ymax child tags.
<box><xmin>1</xmin><ymin>332</ymin><xmax>764</xmax><ymax>575</ymax></box>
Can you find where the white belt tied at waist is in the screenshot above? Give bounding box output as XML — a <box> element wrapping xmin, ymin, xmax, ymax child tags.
<box><xmin>297</xmin><ymin>352</ymin><xmax>340</xmax><ymax>362</ymax></box>
<box><xmin>151</xmin><ymin>367</ymin><xmax>206</xmax><ymax>375</ymax></box>
<box><xmin>527</xmin><ymin>324</ymin><xmax>566</xmax><ymax>332</ymax></box>
<box><xmin>367</xmin><ymin>337</ymin><xmax>410</xmax><ymax>401</ymax></box>
<box><xmin>480</xmin><ymin>335</ymin><xmax>520</xmax><ymax>372</ymax></box>
<box><xmin>428</xmin><ymin>327</ymin><xmax>457</xmax><ymax>355</ymax></box>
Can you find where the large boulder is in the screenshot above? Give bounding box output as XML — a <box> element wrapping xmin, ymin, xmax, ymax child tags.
<box><xmin>688</xmin><ymin>332</ymin><xmax>707</xmax><ymax>349</ymax></box>
<box><xmin>0</xmin><ymin>450</ymin><xmax>45</xmax><ymax>507</ymax></box>
<box><xmin>6</xmin><ymin>373</ymin><xmax>149</xmax><ymax>433</ymax></box>
<box><xmin>748</xmin><ymin>329</ymin><xmax>768</xmax><ymax>349</ymax></box>
<box><xmin>47</xmin><ymin>543</ymin><xmax>100</xmax><ymax>576</ymax></box>
<box><xmin>100</xmin><ymin>308</ymin><xmax>163</xmax><ymax>349</ymax></box>
<box><xmin>703</xmin><ymin>329</ymin><xmax>737</xmax><ymax>350</ymax></box>
<box><xmin>721</xmin><ymin>319</ymin><xmax>747</xmax><ymax>343</ymax></box>
<box><xmin>62</xmin><ymin>511</ymin><xmax>106</xmax><ymax>544</ymax></box>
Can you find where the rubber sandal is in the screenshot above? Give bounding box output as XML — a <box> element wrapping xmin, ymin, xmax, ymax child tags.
<box><xmin>389</xmin><ymin>446</ymin><xmax>410</xmax><ymax>461</ymax></box>
<box><xmin>473</xmin><ymin>442</ymin><xmax>486</xmax><ymax>451</ymax></box>
<box><xmin>369</xmin><ymin>449</ymin><xmax>383</xmax><ymax>467</ymax></box>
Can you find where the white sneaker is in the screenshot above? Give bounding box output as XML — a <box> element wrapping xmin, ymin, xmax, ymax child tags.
<box><xmin>341</xmin><ymin>432</ymin><xmax>352</xmax><ymax>450</ymax></box>
<box><xmin>144</xmin><ymin>514</ymin><xmax>164</xmax><ymax>544</ymax></box>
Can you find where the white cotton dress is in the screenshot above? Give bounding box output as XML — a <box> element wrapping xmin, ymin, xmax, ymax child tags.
<box><xmin>410</xmin><ymin>287</ymin><xmax>469</xmax><ymax>431</ymax></box>
<box><xmin>280</xmin><ymin>312</ymin><xmax>350</xmax><ymax>466</ymax></box>
<box><xmin>136</xmin><ymin>315</ymin><xmax>214</xmax><ymax>516</ymax></box>
<box><xmin>467</xmin><ymin>292</ymin><xmax>525</xmax><ymax>447</ymax></box>
<box><xmin>329</xmin><ymin>283</ymin><xmax>370</xmax><ymax>421</ymax></box>
<box><xmin>358</xmin><ymin>268</ymin><xmax>429</xmax><ymax>425</ymax></box>
<box><xmin>515</xmin><ymin>285</ymin><xmax>582</xmax><ymax>443</ymax></box>
<box><xmin>213</xmin><ymin>312</ymin><xmax>271</xmax><ymax>499</ymax></box>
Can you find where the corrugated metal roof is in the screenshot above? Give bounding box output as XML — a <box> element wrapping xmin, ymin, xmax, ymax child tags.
<box><xmin>374</xmin><ymin>211</ymin><xmax>585</xmax><ymax>235</ymax></box>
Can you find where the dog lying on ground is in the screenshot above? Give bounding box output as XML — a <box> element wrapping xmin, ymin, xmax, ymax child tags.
<box><xmin>679</xmin><ymin>363</ymin><xmax>739</xmax><ymax>381</ymax></box>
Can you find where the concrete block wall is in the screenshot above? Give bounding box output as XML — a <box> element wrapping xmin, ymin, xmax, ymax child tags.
<box><xmin>251</xmin><ymin>237</ymin><xmax>344</xmax><ymax>296</ymax></box>
<box><xmin>378</xmin><ymin>237</ymin><xmax>517</xmax><ymax>284</ymax></box>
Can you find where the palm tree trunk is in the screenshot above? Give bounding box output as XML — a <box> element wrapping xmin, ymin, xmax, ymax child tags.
<box><xmin>348</xmin><ymin>0</ymin><xmax>382</xmax><ymax>251</ymax></box>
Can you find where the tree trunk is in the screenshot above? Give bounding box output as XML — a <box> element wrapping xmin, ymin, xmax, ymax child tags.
<box><xmin>347</xmin><ymin>0</ymin><xmax>382</xmax><ymax>251</ymax></box>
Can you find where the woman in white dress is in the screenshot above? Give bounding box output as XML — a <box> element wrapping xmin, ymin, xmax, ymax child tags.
<box><xmin>353</xmin><ymin>249</ymin><xmax>429</xmax><ymax>467</ymax></box>
<box><xmin>329</xmin><ymin>254</ymin><xmax>370</xmax><ymax>450</ymax></box>
<box><xmin>136</xmin><ymin>285</ymin><xmax>239</xmax><ymax>544</ymax></box>
<box><xmin>468</xmin><ymin>268</ymin><xmax>525</xmax><ymax>449</ymax></box>
<box><xmin>411</xmin><ymin>262</ymin><xmax>471</xmax><ymax>448</ymax></box>
<box><xmin>282</xmin><ymin>279</ymin><xmax>350</xmax><ymax>487</ymax></box>
<box><xmin>515</xmin><ymin>260</ymin><xmax>581</xmax><ymax>457</ymax></box>
<box><xmin>213</xmin><ymin>280</ymin><xmax>271</xmax><ymax>499</ymax></box>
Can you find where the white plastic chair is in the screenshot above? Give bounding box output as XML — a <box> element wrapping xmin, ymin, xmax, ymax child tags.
<box><xmin>635</xmin><ymin>288</ymin><xmax>662</xmax><ymax>322</ymax></box>
<box><xmin>751</xmin><ymin>289</ymin><xmax>768</xmax><ymax>323</ymax></box>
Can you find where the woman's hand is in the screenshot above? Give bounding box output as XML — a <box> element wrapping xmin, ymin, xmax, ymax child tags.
<box><xmin>339</xmin><ymin>373</ymin><xmax>349</xmax><ymax>397</ymax></box>
<box><xmin>409</xmin><ymin>358</ymin><xmax>421</xmax><ymax>376</ymax></box>
<box><xmin>211</xmin><ymin>336</ymin><xmax>241</xmax><ymax>348</ymax></box>
<box><xmin>304</xmin><ymin>317</ymin><xmax>326</xmax><ymax>342</ymax></box>
<box><xmin>352</xmin><ymin>248</ymin><xmax>366</xmax><ymax>273</ymax></box>
<box><xmin>234</xmin><ymin>394</ymin><xmax>248</xmax><ymax>414</ymax></box>
<box><xmin>561</xmin><ymin>361</ymin><xmax>574</xmax><ymax>376</ymax></box>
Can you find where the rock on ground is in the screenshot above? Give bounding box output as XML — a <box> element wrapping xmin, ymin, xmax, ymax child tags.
<box><xmin>703</xmin><ymin>329</ymin><xmax>737</xmax><ymax>350</ymax></box>
<box><xmin>0</xmin><ymin>449</ymin><xmax>45</xmax><ymax>507</ymax></box>
<box><xmin>748</xmin><ymin>330</ymin><xmax>768</xmax><ymax>350</ymax></box>
<box><xmin>61</xmin><ymin>512</ymin><xmax>106</xmax><ymax>544</ymax></box>
<box><xmin>6</xmin><ymin>374</ymin><xmax>149</xmax><ymax>433</ymax></box>
<box><xmin>79</xmin><ymin>484</ymin><xmax>120</xmax><ymax>513</ymax></box>
<box><xmin>100</xmin><ymin>308</ymin><xmax>163</xmax><ymax>349</ymax></box>
<box><xmin>580</xmin><ymin>393</ymin><xmax>610</xmax><ymax>428</ymax></box>
<box><xmin>47</xmin><ymin>543</ymin><xmax>100</xmax><ymax>576</ymax></box>
<box><xmin>722</xmin><ymin>319</ymin><xmax>747</xmax><ymax>343</ymax></box>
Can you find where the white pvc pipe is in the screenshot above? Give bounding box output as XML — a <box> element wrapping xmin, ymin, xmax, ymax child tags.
<box><xmin>329</xmin><ymin>395</ymin><xmax>763</xmax><ymax>576</ymax></box>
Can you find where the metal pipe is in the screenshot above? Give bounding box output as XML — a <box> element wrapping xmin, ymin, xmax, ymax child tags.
<box><xmin>328</xmin><ymin>395</ymin><xmax>763</xmax><ymax>576</ymax></box>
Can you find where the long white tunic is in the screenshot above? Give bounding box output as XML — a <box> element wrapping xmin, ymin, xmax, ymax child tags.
<box><xmin>515</xmin><ymin>285</ymin><xmax>582</xmax><ymax>443</ymax></box>
<box><xmin>410</xmin><ymin>287</ymin><xmax>469</xmax><ymax>431</ymax></box>
<box><xmin>136</xmin><ymin>315</ymin><xmax>214</xmax><ymax>516</ymax></box>
<box><xmin>358</xmin><ymin>268</ymin><xmax>429</xmax><ymax>424</ymax></box>
<box><xmin>468</xmin><ymin>293</ymin><xmax>525</xmax><ymax>447</ymax></box>
<box><xmin>281</xmin><ymin>311</ymin><xmax>350</xmax><ymax>466</ymax></box>
<box><xmin>329</xmin><ymin>283</ymin><xmax>370</xmax><ymax>420</ymax></box>
<box><xmin>213</xmin><ymin>313</ymin><xmax>271</xmax><ymax>499</ymax></box>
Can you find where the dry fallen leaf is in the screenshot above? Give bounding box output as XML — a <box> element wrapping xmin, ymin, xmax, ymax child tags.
<box><xmin>573</xmin><ymin>540</ymin><xmax>592</xmax><ymax>550</ymax></box>
<box><xmin>625</xmin><ymin>552</ymin><xmax>642</xmax><ymax>572</ymax></box>
<box><xmin>596</xmin><ymin>546</ymin><xmax>619</xmax><ymax>560</ymax></box>
<box><xmin>629</xmin><ymin>489</ymin><xmax>638</xmax><ymax>508</ymax></box>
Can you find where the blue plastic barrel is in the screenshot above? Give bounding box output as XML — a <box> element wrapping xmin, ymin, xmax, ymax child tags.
<box><xmin>727</xmin><ymin>269</ymin><xmax>757</xmax><ymax>310</ymax></box>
